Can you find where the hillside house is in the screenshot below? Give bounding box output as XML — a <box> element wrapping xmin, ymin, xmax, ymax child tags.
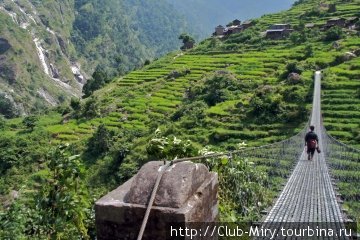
<box><xmin>242</xmin><ymin>20</ymin><xmax>254</xmax><ymax>30</ymax></box>
<box><xmin>215</xmin><ymin>25</ymin><xmax>225</xmax><ymax>36</ymax></box>
<box><xmin>266</xmin><ymin>29</ymin><xmax>293</xmax><ymax>40</ymax></box>
<box><xmin>214</xmin><ymin>19</ymin><xmax>255</xmax><ymax>37</ymax></box>
<box><xmin>305</xmin><ymin>23</ymin><xmax>315</xmax><ymax>28</ymax></box>
<box><xmin>269</xmin><ymin>24</ymin><xmax>291</xmax><ymax>30</ymax></box>
<box><xmin>326</xmin><ymin>17</ymin><xmax>346</xmax><ymax>28</ymax></box>
<box><xmin>224</xmin><ymin>25</ymin><xmax>243</xmax><ymax>35</ymax></box>
<box><xmin>266</xmin><ymin>24</ymin><xmax>293</xmax><ymax>40</ymax></box>
<box><xmin>182</xmin><ymin>41</ymin><xmax>194</xmax><ymax>50</ymax></box>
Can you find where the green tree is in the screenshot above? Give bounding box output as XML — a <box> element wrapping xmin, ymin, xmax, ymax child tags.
<box><xmin>304</xmin><ymin>44</ymin><xmax>314</xmax><ymax>58</ymax></box>
<box><xmin>189</xmin><ymin>71</ymin><xmax>241</xmax><ymax>106</ymax></box>
<box><xmin>34</xmin><ymin>145</ymin><xmax>91</xmax><ymax>239</ymax></box>
<box><xmin>290</xmin><ymin>31</ymin><xmax>307</xmax><ymax>44</ymax></box>
<box><xmin>0</xmin><ymin>116</ymin><xmax>5</xmax><ymax>130</ymax></box>
<box><xmin>146</xmin><ymin>129</ymin><xmax>196</xmax><ymax>160</ymax></box>
<box><xmin>324</xmin><ymin>27</ymin><xmax>344</xmax><ymax>41</ymax></box>
<box><xmin>22</xmin><ymin>115</ymin><xmax>38</xmax><ymax>131</ymax></box>
<box><xmin>328</xmin><ymin>4</ymin><xmax>337</xmax><ymax>13</ymax></box>
<box><xmin>200</xmin><ymin>147</ymin><xmax>268</xmax><ymax>221</ymax></box>
<box><xmin>82</xmin><ymin>97</ymin><xmax>99</xmax><ymax>119</ymax></box>
<box><xmin>86</xmin><ymin>124</ymin><xmax>113</xmax><ymax>157</ymax></box>
<box><xmin>70</xmin><ymin>98</ymin><xmax>81</xmax><ymax>111</ymax></box>
<box><xmin>0</xmin><ymin>93</ymin><xmax>18</xmax><ymax>118</ymax></box>
<box><xmin>82</xmin><ymin>66</ymin><xmax>110</xmax><ymax>98</ymax></box>
<box><xmin>179</xmin><ymin>33</ymin><xmax>195</xmax><ymax>50</ymax></box>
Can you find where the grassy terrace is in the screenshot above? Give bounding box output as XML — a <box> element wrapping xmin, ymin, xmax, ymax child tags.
<box><xmin>323</xmin><ymin>57</ymin><xmax>360</xmax><ymax>149</ymax></box>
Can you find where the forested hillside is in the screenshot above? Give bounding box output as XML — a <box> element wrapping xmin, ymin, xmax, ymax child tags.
<box><xmin>0</xmin><ymin>0</ymin><xmax>360</xmax><ymax>238</ymax></box>
<box><xmin>0</xmin><ymin>0</ymin><xmax>190</xmax><ymax>115</ymax></box>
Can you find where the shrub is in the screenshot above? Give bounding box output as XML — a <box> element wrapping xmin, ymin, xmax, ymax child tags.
<box><xmin>0</xmin><ymin>116</ymin><xmax>5</xmax><ymax>130</ymax></box>
<box><xmin>146</xmin><ymin>129</ymin><xmax>196</xmax><ymax>160</ymax></box>
<box><xmin>34</xmin><ymin>145</ymin><xmax>91</xmax><ymax>239</ymax></box>
<box><xmin>189</xmin><ymin>71</ymin><xmax>241</xmax><ymax>106</ymax></box>
<box><xmin>82</xmin><ymin>66</ymin><xmax>111</xmax><ymax>98</ymax></box>
<box><xmin>290</xmin><ymin>31</ymin><xmax>307</xmax><ymax>44</ymax></box>
<box><xmin>248</xmin><ymin>86</ymin><xmax>285</xmax><ymax>122</ymax></box>
<box><xmin>324</xmin><ymin>27</ymin><xmax>344</xmax><ymax>41</ymax></box>
<box><xmin>86</xmin><ymin>124</ymin><xmax>114</xmax><ymax>157</ymax></box>
<box><xmin>70</xmin><ymin>98</ymin><xmax>81</xmax><ymax>111</ymax></box>
<box><xmin>0</xmin><ymin>93</ymin><xmax>19</xmax><ymax>118</ymax></box>
<box><xmin>166</xmin><ymin>68</ymin><xmax>191</xmax><ymax>80</ymax></box>
<box><xmin>82</xmin><ymin>97</ymin><xmax>99</xmax><ymax>119</ymax></box>
<box><xmin>200</xmin><ymin>147</ymin><xmax>268</xmax><ymax>221</ymax></box>
<box><xmin>171</xmin><ymin>101</ymin><xmax>207</xmax><ymax>127</ymax></box>
<box><xmin>22</xmin><ymin>115</ymin><xmax>38</xmax><ymax>131</ymax></box>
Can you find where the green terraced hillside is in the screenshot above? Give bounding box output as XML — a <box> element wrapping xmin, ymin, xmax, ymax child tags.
<box><xmin>1</xmin><ymin>0</ymin><xmax>360</xmax><ymax>238</ymax></box>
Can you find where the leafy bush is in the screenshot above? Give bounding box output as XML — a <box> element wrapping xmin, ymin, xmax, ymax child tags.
<box><xmin>146</xmin><ymin>129</ymin><xmax>196</xmax><ymax>160</ymax></box>
<box><xmin>189</xmin><ymin>71</ymin><xmax>241</xmax><ymax>106</ymax></box>
<box><xmin>324</xmin><ymin>27</ymin><xmax>344</xmax><ymax>41</ymax></box>
<box><xmin>290</xmin><ymin>31</ymin><xmax>307</xmax><ymax>44</ymax></box>
<box><xmin>86</xmin><ymin>124</ymin><xmax>114</xmax><ymax>157</ymax></box>
<box><xmin>172</xmin><ymin>101</ymin><xmax>207</xmax><ymax>128</ymax></box>
<box><xmin>82</xmin><ymin>66</ymin><xmax>111</xmax><ymax>98</ymax></box>
<box><xmin>0</xmin><ymin>93</ymin><xmax>19</xmax><ymax>118</ymax></box>
<box><xmin>0</xmin><ymin>116</ymin><xmax>5</xmax><ymax>130</ymax></box>
<box><xmin>166</xmin><ymin>68</ymin><xmax>191</xmax><ymax>80</ymax></box>
<box><xmin>33</xmin><ymin>145</ymin><xmax>91</xmax><ymax>239</ymax></box>
<box><xmin>82</xmin><ymin>97</ymin><xmax>99</xmax><ymax>119</ymax></box>
<box><xmin>22</xmin><ymin>115</ymin><xmax>38</xmax><ymax>131</ymax></box>
<box><xmin>248</xmin><ymin>86</ymin><xmax>285</xmax><ymax>122</ymax></box>
<box><xmin>200</xmin><ymin>147</ymin><xmax>269</xmax><ymax>221</ymax></box>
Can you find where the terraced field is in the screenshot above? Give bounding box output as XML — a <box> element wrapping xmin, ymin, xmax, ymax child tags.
<box><xmin>323</xmin><ymin>57</ymin><xmax>360</xmax><ymax>149</ymax></box>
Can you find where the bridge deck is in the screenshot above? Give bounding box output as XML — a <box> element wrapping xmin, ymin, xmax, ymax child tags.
<box><xmin>264</xmin><ymin>72</ymin><xmax>344</xmax><ymax>224</ymax></box>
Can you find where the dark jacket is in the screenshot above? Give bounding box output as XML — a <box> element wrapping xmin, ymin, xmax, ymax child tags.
<box><xmin>305</xmin><ymin>131</ymin><xmax>319</xmax><ymax>144</ymax></box>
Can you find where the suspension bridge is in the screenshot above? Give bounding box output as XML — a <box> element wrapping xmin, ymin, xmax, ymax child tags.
<box><xmin>97</xmin><ymin>71</ymin><xmax>360</xmax><ymax>239</ymax></box>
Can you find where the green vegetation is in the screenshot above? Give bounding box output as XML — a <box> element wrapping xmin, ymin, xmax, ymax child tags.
<box><xmin>1</xmin><ymin>0</ymin><xmax>360</xmax><ymax>237</ymax></box>
<box><xmin>0</xmin><ymin>0</ymin><xmax>193</xmax><ymax>114</ymax></box>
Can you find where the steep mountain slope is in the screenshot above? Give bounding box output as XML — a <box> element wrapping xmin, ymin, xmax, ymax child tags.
<box><xmin>0</xmin><ymin>0</ymin><xmax>82</xmax><ymax>116</ymax></box>
<box><xmin>0</xmin><ymin>0</ymin><xmax>189</xmax><ymax>116</ymax></box>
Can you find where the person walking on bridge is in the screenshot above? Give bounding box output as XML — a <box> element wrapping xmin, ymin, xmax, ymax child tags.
<box><xmin>305</xmin><ymin>125</ymin><xmax>319</xmax><ymax>161</ymax></box>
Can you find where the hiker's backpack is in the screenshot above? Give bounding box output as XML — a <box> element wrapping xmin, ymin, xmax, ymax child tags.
<box><xmin>308</xmin><ymin>139</ymin><xmax>317</xmax><ymax>149</ymax></box>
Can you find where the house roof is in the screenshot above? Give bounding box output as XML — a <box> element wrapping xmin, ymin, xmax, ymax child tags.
<box><xmin>266</xmin><ymin>29</ymin><xmax>286</xmax><ymax>33</ymax></box>
<box><xmin>243</xmin><ymin>20</ymin><xmax>252</xmax><ymax>24</ymax></box>
<box><xmin>305</xmin><ymin>23</ymin><xmax>315</xmax><ymax>27</ymax></box>
<box><xmin>272</xmin><ymin>23</ymin><xmax>290</xmax><ymax>26</ymax></box>
<box><xmin>216</xmin><ymin>25</ymin><xmax>224</xmax><ymax>28</ymax></box>
<box><xmin>266</xmin><ymin>29</ymin><xmax>293</xmax><ymax>33</ymax></box>
<box><xmin>328</xmin><ymin>17</ymin><xmax>345</xmax><ymax>21</ymax></box>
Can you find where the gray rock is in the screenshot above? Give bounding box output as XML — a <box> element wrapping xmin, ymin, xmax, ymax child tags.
<box><xmin>96</xmin><ymin>161</ymin><xmax>218</xmax><ymax>240</ymax></box>
<box><xmin>126</xmin><ymin>161</ymin><xmax>210</xmax><ymax>208</ymax></box>
<box><xmin>50</xmin><ymin>64</ymin><xmax>60</xmax><ymax>78</ymax></box>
